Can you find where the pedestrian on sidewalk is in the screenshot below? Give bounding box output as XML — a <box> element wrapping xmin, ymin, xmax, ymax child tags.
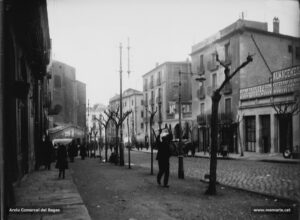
<box><xmin>42</xmin><ymin>134</ymin><xmax>54</xmax><ymax>170</ymax></box>
<box><xmin>156</xmin><ymin>128</ymin><xmax>173</xmax><ymax>188</ymax></box>
<box><xmin>80</xmin><ymin>143</ymin><xmax>87</xmax><ymax>160</ymax></box>
<box><xmin>68</xmin><ymin>139</ymin><xmax>77</xmax><ymax>162</ymax></box>
<box><xmin>56</xmin><ymin>144</ymin><xmax>68</xmax><ymax>179</ymax></box>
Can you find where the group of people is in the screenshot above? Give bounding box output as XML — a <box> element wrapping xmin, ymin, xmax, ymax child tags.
<box><xmin>40</xmin><ymin>135</ymin><xmax>88</xmax><ymax>179</ymax></box>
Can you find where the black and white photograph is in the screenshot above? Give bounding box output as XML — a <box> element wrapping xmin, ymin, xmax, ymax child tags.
<box><xmin>1</xmin><ymin>0</ymin><xmax>300</xmax><ymax>219</ymax></box>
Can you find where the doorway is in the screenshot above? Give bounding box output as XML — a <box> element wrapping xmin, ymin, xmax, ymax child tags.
<box><xmin>278</xmin><ymin>114</ymin><xmax>293</xmax><ymax>153</ymax></box>
<box><xmin>260</xmin><ymin>115</ymin><xmax>270</xmax><ymax>153</ymax></box>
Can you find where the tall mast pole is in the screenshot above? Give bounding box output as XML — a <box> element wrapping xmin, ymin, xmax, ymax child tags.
<box><xmin>127</xmin><ymin>38</ymin><xmax>130</xmax><ymax>77</ymax></box>
<box><xmin>119</xmin><ymin>43</ymin><xmax>124</xmax><ymax>165</ymax></box>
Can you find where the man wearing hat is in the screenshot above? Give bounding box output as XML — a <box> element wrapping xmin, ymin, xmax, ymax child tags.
<box><xmin>156</xmin><ymin>128</ymin><xmax>173</xmax><ymax>187</ymax></box>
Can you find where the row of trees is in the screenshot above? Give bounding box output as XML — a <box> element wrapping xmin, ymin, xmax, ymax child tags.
<box><xmin>93</xmin><ymin>106</ymin><xmax>132</xmax><ymax>166</ymax></box>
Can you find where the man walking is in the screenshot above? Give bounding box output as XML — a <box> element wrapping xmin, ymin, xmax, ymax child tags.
<box><xmin>156</xmin><ymin>128</ymin><xmax>173</xmax><ymax>188</ymax></box>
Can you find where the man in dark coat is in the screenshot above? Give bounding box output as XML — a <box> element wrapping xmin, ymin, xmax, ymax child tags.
<box><xmin>42</xmin><ymin>134</ymin><xmax>54</xmax><ymax>170</ymax></box>
<box><xmin>156</xmin><ymin>129</ymin><xmax>173</xmax><ymax>188</ymax></box>
<box><xmin>56</xmin><ymin>144</ymin><xmax>68</xmax><ymax>179</ymax></box>
<box><xmin>68</xmin><ymin>140</ymin><xmax>77</xmax><ymax>162</ymax></box>
<box><xmin>79</xmin><ymin>143</ymin><xmax>87</xmax><ymax>160</ymax></box>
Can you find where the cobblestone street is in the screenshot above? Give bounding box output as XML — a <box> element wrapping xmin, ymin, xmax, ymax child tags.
<box><xmin>130</xmin><ymin>150</ymin><xmax>300</xmax><ymax>203</ymax></box>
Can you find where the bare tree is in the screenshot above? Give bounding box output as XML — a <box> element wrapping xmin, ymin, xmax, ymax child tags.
<box><xmin>94</xmin><ymin>111</ymin><xmax>113</xmax><ymax>162</ymax></box>
<box><xmin>148</xmin><ymin>107</ymin><xmax>157</xmax><ymax>175</ymax></box>
<box><xmin>206</xmin><ymin>53</ymin><xmax>253</xmax><ymax>195</ymax></box>
<box><xmin>109</xmin><ymin>106</ymin><xmax>132</xmax><ymax>166</ymax></box>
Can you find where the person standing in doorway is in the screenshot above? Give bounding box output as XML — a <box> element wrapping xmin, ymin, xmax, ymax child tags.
<box><xmin>156</xmin><ymin>128</ymin><xmax>173</xmax><ymax>188</ymax></box>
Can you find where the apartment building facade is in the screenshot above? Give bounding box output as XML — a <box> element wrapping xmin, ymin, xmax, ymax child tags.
<box><xmin>190</xmin><ymin>18</ymin><xmax>300</xmax><ymax>154</ymax></box>
<box><xmin>142</xmin><ymin>62</ymin><xmax>193</xmax><ymax>142</ymax></box>
<box><xmin>107</xmin><ymin>89</ymin><xmax>144</xmax><ymax>145</ymax></box>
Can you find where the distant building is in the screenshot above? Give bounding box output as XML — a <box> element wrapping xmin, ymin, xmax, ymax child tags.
<box><xmin>48</xmin><ymin>60</ymin><xmax>86</xmax><ymax>140</ymax></box>
<box><xmin>190</xmin><ymin>18</ymin><xmax>300</xmax><ymax>154</ymax></box>
<box><xmin>107</xmin><ymin>89</ymin><xmax>144</xmax><ymax>145</ymax></box>
<box><xmin>86</xmin><ymin>103</ymin><xmax>107</xmax><ymax>142</ymax></box>
<box><xmin>142</xmin><ymin>62</ymin><xmax>193</xmax><ymax>142</ymax></box>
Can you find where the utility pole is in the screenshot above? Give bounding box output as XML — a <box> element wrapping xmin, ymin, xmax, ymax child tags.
<box><xmin>127</xmin><ymin>117</ymin><xmax>131</xmax><ymax>169</ymax></box>
<box><xmin>87</xmin><ymin>99</ymin><xmax>90</xmax><ymax>151</ymax></box>
<box><xmin>119</xmin><ymin>43</ymin><xmax>124</xmax><ymax>166</ymax></box>
<box><xmin>178</xmin><ymin>70</ymin><xmax>184</xmax><ymax>179</ymax></box>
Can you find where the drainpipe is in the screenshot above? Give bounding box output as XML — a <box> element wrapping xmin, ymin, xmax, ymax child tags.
<box><xmin>0</xmin><ymin>0</ymin><xmax>5</xmax><ymax>219</ymax></box>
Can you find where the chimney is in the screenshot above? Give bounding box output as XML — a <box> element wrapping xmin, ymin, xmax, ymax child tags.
<box><xmin>273</xmin><ymin>17</ymin><xmax>279</xmax><ymax>33</ymax></box>
<box><xmin>155</xmin><ymin>62</ymin><xmax>159</xmax><ymax>67</ymax></box>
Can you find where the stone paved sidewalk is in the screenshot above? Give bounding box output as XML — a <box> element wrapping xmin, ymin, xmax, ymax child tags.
<box><xmin>8</xmin><ymin>168</ymin><xmax>91</xmax><ymax>220</ymax></box>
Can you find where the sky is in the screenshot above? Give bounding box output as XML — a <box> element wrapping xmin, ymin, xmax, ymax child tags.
<box><xmin>47</xmin><ymin>0</ymin><xmax>300</xmax><ymax>106</ymax></box>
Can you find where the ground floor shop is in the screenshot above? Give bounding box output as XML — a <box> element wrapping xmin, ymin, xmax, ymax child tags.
<box><xmin>239</xmin><ymin>106</ymin><xmax>300</xmax><ymax>154</ymax></box>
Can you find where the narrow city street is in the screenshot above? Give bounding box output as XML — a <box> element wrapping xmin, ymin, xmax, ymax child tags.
<box><xmin>130</xmin><ymin>150</ymin><xmax>300</xmax><ymax>203</ymax></box>
<box><xmin>70</xmin><ymin>155</ymin><xmax>298</xmax><ymax>220</ymax></box>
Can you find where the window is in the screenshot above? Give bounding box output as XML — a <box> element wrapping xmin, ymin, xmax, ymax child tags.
<box><xmin>141</xmin><ymin>111</ymin><xmax>144</xmax><ymax>118</ymax></box>
<box><xmin>157</xmin><ymin>71</ymin><xmax>162</xmax><ymax>85</ymax></box>
<box><xmin>143</xmin><ymin>78</ymin><xmax>148</xmax><ymax>91</ymax></box>
<box><xmin>54</xmin><ymin>75</ymin><xmax>61</xmax><ymax>88</ymax></box>
<box><xmin>212</xmin><ymin>73</ymin><xmax>217</xmax><ymax>89</ymax></box>
<box><xmin>225</xmin><ymin>98</ymin><xmax>231</xmax><ymax>114</ymax></box>
<box><xmin>211</xmin><ymin>53</ymin><xmax>216</xmax><ymax>65</ymax></box>
<box><xmin>225</xmin><ymin>42</ymin><xmax>230</xmax><ymax>62</ymax></box>
<box><xmin>132</xmin><ymin>100</ymin><xmax>134</xmax><ymax>106</ymax></box>
<box><xmin>288</xmin><ymin>45</ymin><xmax>293</xmax><ymax>53</ymax></box>
<box><xmin>141</xmin><ymin>123</ymin><xmax>144</xmax><ymax>129</ymax></box>
<box><xmin>200</xmin><ymin>103</ymin><xmax>205</xmax><ymax>115</ymax></box>
<box><xmin>141</xmin><ymin>100</ymin><xmax>144</xmax><ymax>105</ymax></box>
<box><xmin>200</xmin><ymin>54</ymin><xmax>204</xmax><ymax>70</ymax></box>
<box><xmin>296</xmin><ymin>47</ymin><xmax>300</xmax><ymax>60</ymax></box>
<box><xmin>150</xmin><ymin>75</ymin><xmax>154</xmax><ymax>88</ymax></box>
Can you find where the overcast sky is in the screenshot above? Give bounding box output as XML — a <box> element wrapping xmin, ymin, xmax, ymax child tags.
<box><xmin>47</xmin><ymin>0</ymin><xmax>300</xmax><ymax>106</ymax></box>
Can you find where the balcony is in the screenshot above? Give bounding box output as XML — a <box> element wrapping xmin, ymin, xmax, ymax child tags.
<box><xmin>143</xmin><ymin>84</ymin><xmax>148</xmax><ymax>91</ymax></box>
<box><xmin>197</xmin><ymin>87</ymin><xmax>205</xmax><ymax>100</ymax></box>
<box><xmin>197</xmin><ymin>66</ymin><xmax>205</xmax><ymax>75</ymax></box>
<box><xmin>197</xmin><ymin>114</ymin><xmax>207</xmax><ymax>125</ymax></box>
<box><xmin>183</xmin><ymin>112</ymin><xmax>192</xmax><ymax>118</ymax></box>
<box><xmin>224</xmin><ymin>54</ymin><xmax>232</xmax><ymax>66</ymax></box>
<box><xmin>156</xmin><ymin>96</ymin><xmax>162</xmax><ymax>104</ymax></box>
<box><xmin>207</xmin><ymin>60</ymin><xmax>219</xmax><ymax>72</ymax></box>
<box><xmin>223</xmin><ymin>82</ymin><xmax>232</xmax><ymax>95</ymax></box>
<box><xmin>166</xmin><ymin>113</ymin><xmax>175</xmax><ymax>120</ymax></box>
<box><xmin>156</xmin><ymin>77</ymin><xmax>161</xmax><ymax>86</ymax></box>
<box><xmin>207</xmin><ymin>86</ymin><xmax>212</xmax><ymax>96</ymax></box>
<box><xmin>149</xmin><ymin>80</ymin><xmax>154</xmax><ymax>89</ymax></box>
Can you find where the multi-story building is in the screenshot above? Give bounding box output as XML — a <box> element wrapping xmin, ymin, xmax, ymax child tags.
<box><xmin>1</xmin><ymin>0</ymin><xmax>51</xmax><ymax>217</ymax></box>
<box><xmin>190</xmin><ymin>18</ymin><xmax>300</xmax><ymax>154</ymax></box>
<box><xmin>107</xmin><ymin>89</ymin><xmax>144</xmax><ymax>145</ymax></box>
<box><xmin>48</xmin><ymin>60</ymin><xmax>86</xmax><ymax>140</ymax></box>
<box><xmin>86</xmin><ymin>103</ymin><xmax>106</xmax><ymax>142</ymax></box>
<box><xmin>142</xmin><ymin>62</ymin><xmax>193</xmax><ymax>141</ymax></box>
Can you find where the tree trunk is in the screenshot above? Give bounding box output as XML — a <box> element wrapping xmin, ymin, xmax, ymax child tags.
<box><xmin>105</xmin><ymin>127</ymin><xmax>108</xmax><ymax>162</ymax></box>
<box><xmin>206</xmin><ymin>91</ymin><xmax>221</xmax><ymax>195</ymax></box>
<box><xmin>115</xmin><ymin>126</ymin><xmax>119</xmax><ymax>165</ymax></box>
<box><xmin>119</xmin><ymin>142</ymin><xmax>124</xmax><ymax>166</ymax></box>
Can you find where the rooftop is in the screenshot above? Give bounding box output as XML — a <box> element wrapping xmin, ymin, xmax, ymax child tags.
<box><xmin>191</xmin><ymin>19</ymin><xmax>300</xmax><ymax>55</ymax></box>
